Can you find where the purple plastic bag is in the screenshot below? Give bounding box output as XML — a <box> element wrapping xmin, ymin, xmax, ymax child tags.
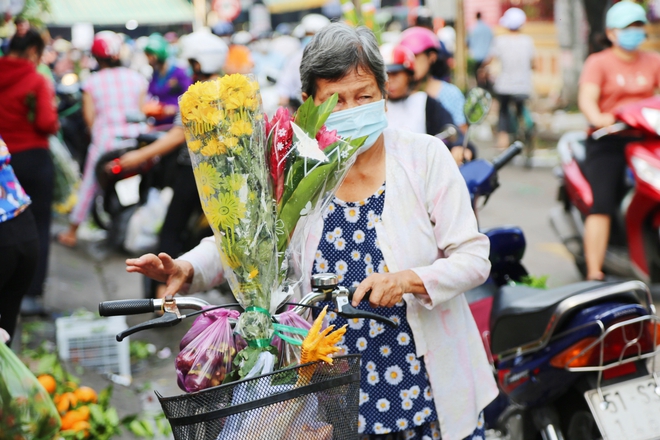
<box><xmin>175</xmin><ymin>308</ymin><xmax>243</xmax><ymax>392</ymax></box>
<box><xmin>272</xmin><ymin>311</ymin><xmax>321</xmax><ymax>368</ymax></box>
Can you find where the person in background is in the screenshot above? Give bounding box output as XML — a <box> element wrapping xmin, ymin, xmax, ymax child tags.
<box><xmin>483</xmin><ymin>8</ymin><xmax>535</xmax><ymax>149</ymax></box>
<box><xmin>468</xmin><ymin>12</ymin><xmax>494</xmax><ymax>88</ymax></box>
<box><xmin>0</xmin><ymin>29</ymin><xmax>58</xmax><ymax>316</ymax></box>
<box><xmin>57</xmin><ymin>31</ymin><xmax>147</xmax><ymax>248</ymax></box>
<box><xmin>399</xmin><ymin>26</ymin><xmax>467</xmax><ymax>132</ymax></box>
<box><xmin>579</xmin><ymin>2</ymin><xmax>660</xmax><ymax>281</ymax></box>
<box><xmin>381</xmin><ymin>43</ymin><xmax>473</xmax><ymax>163</ymax></box>
<box><xmin>117</xmin><ymin>30</ymin><xmax>228</xmax><ymax>299</ymax></box>
<box><xmin>0</xmin><ymin>135</ymin><xmax>39</xmax><ymax>342</ymax></box>
<box><xmin>277</xmin><ymin>13</ymin><xmax>331</xmax><ymax>109</ymax></box>
<box><xmin>144</xmin><ymin>33</ymin><xmax>191</xmax><ymax>125</ymax></box>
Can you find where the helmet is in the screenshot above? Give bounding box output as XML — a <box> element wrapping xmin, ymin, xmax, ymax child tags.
<box><xmin>380</xmin><ymin>43</ymin><xmax>415</xmax><ymax>73</ymax></box>
<box><xmin>179</xmin><ymin>30</ymin><xmax>229</xmax><ymax>75</ymax></box>
<box><xmin>399</xmin><ymin>26</ymin><xmax>440</xmax><ymax>55</ymax></box>
<box><xmin>301</xmin><ymin>14</ymin><xmax>331</xmax><ymax>35</ymax></box>
<box><xmin>91</xmin><ymin>31</ymin><xmax>122</xmax><ymax>59</ymax></box>
<box><xmin>499</xmin><ymin>8</ymin><xmax>527</xmax><ymax>31</ymax></box>
<box><xmin>144</xmin><ymin>33</ymin><xmax>169</xmax><ymax>62</ymax></box>
<box><xmin>224</xmin><ymin>44</ymin><xmax>253</xmax><ymax>74</ymax></box>
<box><xmin>211</xmin><ymin>21</ymin><xmax>234</xmax><ymax>37</ymax></box>
<box><xmin>606</xmin><ymin>2</ymin><xmax>647</xmax><ymax>29</ymax></box>
<box><xmin>231</xmin><ymin>31</ymin><xmax>253</xmax><ymax>46</ymax></box>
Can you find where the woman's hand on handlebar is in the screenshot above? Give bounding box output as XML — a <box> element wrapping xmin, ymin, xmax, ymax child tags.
<box><xmin>125</xmin><ymin>253</ymin><xmax>194</xmax><ymax>297</ymax></box>
<box><xmin>118</xmin><ymin>149</ymin><xmax>148</xmax><ymax>170</ymax></box>
<box><xmin>591</xmin><ymin>113</ymin><xmax>616</xmax><ymax>129</ymax></box>
<box><xmin>450</xmin><ymin>146</ymin><xmax>473</xmax><ymax>165</ymax></box>
<box><xmin>351</xmin><ymin>273</ymin><xmax>407</xmax><ymax>308</ymax></box>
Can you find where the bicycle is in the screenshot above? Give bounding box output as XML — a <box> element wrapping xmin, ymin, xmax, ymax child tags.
<box><xmin>98</xmin><ymin>273</ymin><xmax>397</xmax><ymax>440</ymax></box>
<box><xmin>502</xmin><ymin>94</ymin><xmax>535</xmax><ymax>167</ymax></box>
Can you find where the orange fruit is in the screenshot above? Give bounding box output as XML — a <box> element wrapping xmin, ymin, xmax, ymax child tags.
<box><xmin>55</xmin><ymin>392</ymin><xmax>78</xmax><ymax>415</ymax></box>
<box><xmin>70</xmin><ymin>420</ymin><xmax>91</xmax><ymax>437</ymax></box>
<box><xmin>60</xmin><ymin>408</ymin><xmax>88</xmax><ymax>430</ymax></box>
<box><xmin>37</xmin><ymin>374</ymin><xmax>57</xmax><ymax>394</ymax></box>
<box><xmin>74</xmin><ymin>386</ymin><xmax>97</xmax><ymax>404</ymax></box>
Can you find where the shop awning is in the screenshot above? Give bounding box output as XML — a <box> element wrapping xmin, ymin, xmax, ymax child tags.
<box><xmin>47</xmin><ymin>0</ymin><xmax>195</xmax><ymax>26</ymax></box>
<box><xmin>263</xmin><ymin>0</ymin><xmax>328</xmax><ymax>14</ymax></box>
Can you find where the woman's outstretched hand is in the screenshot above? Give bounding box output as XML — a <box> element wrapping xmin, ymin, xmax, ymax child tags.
<box><xmin>126</xmin><ymin>253</ymin><xmax>194</xmax><ymax>297</ymax></box>
<box><xmin>351</xmin><ymin>270</ymin><xmax>427</xmax><ymax>308</ymax></box>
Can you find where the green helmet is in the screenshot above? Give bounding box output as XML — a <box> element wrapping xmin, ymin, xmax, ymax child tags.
<box><xmin>144</xmin><ymin>33</ymin><xmax>169</xmax><ymax>62</ymax></box>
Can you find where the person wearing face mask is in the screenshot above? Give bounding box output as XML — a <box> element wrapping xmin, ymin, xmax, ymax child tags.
<box><xmin>0</xmin><ymin>29</ymin><xmax>59</xmax><ymax>316</ymax></box>
<box><xmin>126</xmin><ymin>23</ymin><xmax>495</xmax><ymax>440</ymax></box>
<box><xmin>579</xmin><ymin>1</ymin><xmax>660</xmax><ymax>282</ymax></box>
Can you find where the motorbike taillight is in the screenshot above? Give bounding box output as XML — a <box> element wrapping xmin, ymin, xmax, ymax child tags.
<box><xmin>550</xmin><ymin>318</ymin><xmax>657</xmax><ymax>369</ymax></box>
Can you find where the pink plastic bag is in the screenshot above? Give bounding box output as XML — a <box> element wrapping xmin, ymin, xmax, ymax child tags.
<box><xmin>271</xmin><ymin>311</ymin><xmax>319</xmax><ymax>368</ymax></box>
<box><xmin>175</xmin><ymin>308</ymin><xmax>244</xmax><ymax>392</ymax></box>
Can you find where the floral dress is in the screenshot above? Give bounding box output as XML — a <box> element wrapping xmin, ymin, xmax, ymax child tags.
<box><xmin>312</xmin><ymin>183</ymin><xmax>486</xmax><ymax>440</ymax></box>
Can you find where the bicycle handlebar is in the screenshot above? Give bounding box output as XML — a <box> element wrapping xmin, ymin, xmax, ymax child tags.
<box><xmin>492</xmin><ymin>141</ymin><xmax>524</xmax><ymax>171</ymax></box>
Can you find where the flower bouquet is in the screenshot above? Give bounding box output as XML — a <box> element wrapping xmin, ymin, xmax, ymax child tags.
<box><xmin>178</xmin><ymin>74</ymin><xmax>364</xmax><ymax>381</ymax></box>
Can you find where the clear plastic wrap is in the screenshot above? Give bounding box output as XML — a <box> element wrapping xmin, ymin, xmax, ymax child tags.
<box><xmin>175</xmin><ymin>309</ymin><xmax>243</xmax><ymax>392</ymax></box>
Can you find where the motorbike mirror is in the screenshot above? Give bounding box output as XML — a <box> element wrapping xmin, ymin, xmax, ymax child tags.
<box><xmin>464</xmin><ymin>88</ymin><xmax>492</xmax><ymax>126</ymax></box>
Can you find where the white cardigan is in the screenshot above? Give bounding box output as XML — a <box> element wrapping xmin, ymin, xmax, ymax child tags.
<box><xmin>179</xmin><ymin>128</ymin><xmax>499</xmax><ymax>440</ymax></box>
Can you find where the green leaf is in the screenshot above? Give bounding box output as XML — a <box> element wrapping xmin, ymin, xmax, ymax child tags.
<box><xmin>98</xmin><ymin>385</ymin><xmax>113</xmax><ymax>409</ymax></box>
<box><xmin>105</xmin><ymin>407</ymin><xmax>119</xmax><ymax>426</ymax></box>
<box><xmin>293</xmin><ymin>96</ymin><xmax>320</xmax><ymax>137</ymax></box>
<box><xmin>129</xmin><ymin>419</ymin><xmax>148</xmax><ymax>437</ymax></box>
<box><xmin>313</xmin><ymin>93</ymin><xmax>339</xmax><ymax>134</ymax></box>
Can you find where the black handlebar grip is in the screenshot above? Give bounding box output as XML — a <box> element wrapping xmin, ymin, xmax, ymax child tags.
<box><xmin>99</xmin><ymin>299</ymin><xmax>155</xmax><ymax>317</ymax></box>
<box><xmin>492</xmin><ymin>141</ymin><xmax>524</xmax><ymax>171</ymax></box>
<box><xmin>348</xmin><ymin>287</ymin><xmax>371</xmax><ymax>303</ymax></box>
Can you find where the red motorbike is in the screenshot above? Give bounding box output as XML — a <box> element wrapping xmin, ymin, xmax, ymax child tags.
<box><xmin>551</xmin><ymin>95</ymin><xmax>660</xmax><ymax>282</ymax></box>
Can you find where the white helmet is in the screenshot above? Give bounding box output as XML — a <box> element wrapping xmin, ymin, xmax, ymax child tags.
<box><xmin>179</xmin><ymin>30</ymin><xmax>229</xmax><ymax>75</ymax></box>
<box><xmin>301</xmin><ymin>14</ymin><xmax>331</xmax><ymax>35</ymax></box>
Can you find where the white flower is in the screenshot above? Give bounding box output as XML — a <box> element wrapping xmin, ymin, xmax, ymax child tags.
<box><xmin>277</xmin><ymin>128</ymin><xmax>287</xmax><ymax>137</ymax></box>
<box><xmin>314</xmin><ymin>258</ymin><xmax>328</xmax><ymax>273</ymax></box>
<box><xmin>390</xmin><ymin>316</ymin><xmax>400</xmax><ymax>325</ymax></box>
<box><xmin>477</xmin><ymin>412</ymin><xmax>485</xmax><ymax>428</ymax></box>
<box><xmin>365</xmin><ymin>361</ymin><xmax>377</xmax><ymax>371</ymax></box>
<box><xmin>377</xmin><ymin>260</ymin><xmax>388</xmax><ymax>273</ymax></box>
<box><xmin>359</xmin><ymin>389</ymin><xmax>369</xmax><ymax>406</ymax></box>
<box><xmin>327</xmin><ymin>311</ymin><xmax>337</xmax><ymax>322</ymax></box>
<box><xmin>352</xmin><ymin>229</ymin><xmax>365</xmax><ymax>243</ymax></box>
<box><xmin>385</xmin><ymin>365</ymin><xmax>404</xmax><ymax>386</ymax></box>
<box><xmin>348</xmin><ymin>317</ymin><xmax>364</xmax><ymax>330</ymax></box>
<box><xmin>358</xmin><ymin>414</ymin><xmax>365</xmax><ymax>434</ymax></box>
<box><xmin>327</xmin><ymin>203</ymin><xmax>336</xmax><ymax>213</ymax></box>
<box><xmin>337</xmin><ymin>274</ymin><xmax>344</xmax><ymax>282</ymax></box>
<box><xmin>276</xmin><ymin>141</ymin><xmax>285</xmax><ymax>151</ymax></box>
<box><xmin>336</xmin><ymin>345</ymin><xmax>348</xmax><ymax>356</ymax></box>
<box><xmin>335</xmin><ymin>260</ymin><xmax>348</xmax><ymax>275</ymax></box>
<box><xmin>400</xmin><ymin>389</ymin><xmax>410</xmax><ymax>400</ymax></box>
<box><xmin>356</xmin><ymin>337</ymin><xmax>368</xmax><ymax>352</ymax></box>
<box><xmin>406</xmin><ymin>353</ymin><xmax>417</xmax><ymax>363</ymax></box>
<box><xmin>367</xmin><ymin>210</ymin><xmax>376</xmax><ymax>221</ymax></box>
<box><xmin>397</xmin><ymin>332</ymin><xmax>411</xmax><ymax>346</ymax></box>
<box><xmin>380</xmin><ymin>345</ymin><xmax>391</xmax><ymax>357</ymax></box>
<box><xmin>334</xmin><ymin>237</ymin><xmax>346</xmax><ymax>251</ymax></box>
<box><xmin>409</xmin><ymin>385</ymin><xmax>421</xmax><ymax>399</ymax></box>
<box><xmin>373</xmin><ymin>423</ymin><xmax>391</xmax><ymax>434</ymax></box>
<box><xmin>364</xmin><ymin>253</ymin><xmax>372</xmax><ymax>264</ymax></box>
<box><xmin>422</xmin><ymin>406</ymin><xmax>432</xmax><ymax>417</ymax></box>
<box><xmin>315</xmin><ymin>250</ymin><xmax>322</xmax><ymax>259</ymax></box>
<box><xmin>401</xmin><ymin>398</ymin><xmax>413</xmax><ymax>410</ymax></box>
<box><xmin>351</xmin><ymin>250</ymin><xmax>361</xmax><ymax>261</ymax></box>
<box><xmin>340</xmin><ymin>150</ymin><xmax>349</xmax><ymax>158</ymax></box>
<box><xmin>352</xmin><ymin>281</ymin><xmax>360</xmax><ymax>288</ymax></box>
<box><xmin>365</xmin><ymin>264</ymin><xmax>375</xmax><ymax>277</ymax></box>
<box><xmin>395</xmin><ymin>300</ymin><xmax>405</xmax><ymax>307</ymax></box>
<box><xmin>413</xmin><ymin>411</ymin><xmax>426</xmax><ymax>426</ymax></box>
<box><xmin>396</xmin><ymin>419</ymin><xmax>409</xmax><ymax>430</ymax></box>
<box><xmin>366</xmin><ymin>370</ymin><xmax>380</xmax><ymax>385</ymax></box>
<box><xmin>424</xmin><ymin>385</ymin><xmax>433</xmax><ymax>401</ymax></box>
<box><xmin>376</xmin><ymin>398</ymin><xmax>390</xmax><ymax>412</ymax></box>
<box><xmin>409</xmin><ymin>359</ymin><xmax>421</xmax><ymax>375</ymax></box>
<box><xmin>367</xmin><ymin>220</ymin><xmax>375</xmax><ymax>230</ymax></box>
<box><xmin>344</xmin><ymin>206</ymin><xmax>360</xmax><ymax>223</ymax></box>
<box><xmin>333</xmin><ymin>227</ymin><xmax>342</xmax><ymax>237</ymax></box>
<box><xmin>325</xmin><ymin>231</ymin><xmax>335</xmax><ymax>243</ymax></box>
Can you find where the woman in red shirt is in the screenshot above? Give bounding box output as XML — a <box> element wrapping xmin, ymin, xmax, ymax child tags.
<box><xmin>579</xmin><ymin>2</ymin><xmax>660</xmax><ymax>281</ymax></box>
<box><xmin>0</xmin><ymin>29</ymin><xmax>59</xmax><ymax>314</ymax></box>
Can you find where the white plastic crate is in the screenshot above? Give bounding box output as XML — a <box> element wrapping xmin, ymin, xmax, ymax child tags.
<box><xmin>56</xmin><ymin>315</ymin><xmax>131</xmax><ymax>380</ymax></box>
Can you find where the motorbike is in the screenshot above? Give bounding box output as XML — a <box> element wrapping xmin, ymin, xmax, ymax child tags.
<box><xmin>458</xmin><ymin>91</ymin><xmax>660</xmax><ymax>439</ymax></box>
<box><xmin>56</xmin><ymin>72</ymin><xmax>90</xmax><ymax>170</ymax></box>
<box><xmin>550</xmin><ymin>95</ymin><xmax>660</xmax><ymax>283</ymax></box>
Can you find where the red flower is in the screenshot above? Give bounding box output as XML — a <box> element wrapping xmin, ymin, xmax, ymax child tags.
<box><xmin>268</xmin><ymin>107</ymin><xmax>294</xmax><ymax>202</ymax></box>
<box><xmin>315</xmin><ymin>125</ymin><xmax>339</xmax><ymax>150</ymax></box>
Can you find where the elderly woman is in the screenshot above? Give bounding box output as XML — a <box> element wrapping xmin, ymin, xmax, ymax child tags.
<box><xmin>127</xmin><ymin>23</ymin><xmax>497</xmax><ymax>440</ymax></box>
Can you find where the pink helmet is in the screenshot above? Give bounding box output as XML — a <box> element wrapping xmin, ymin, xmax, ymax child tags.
<box><xmin>91</xmin><ymin>31</ymin><xmax>122</xmax><ymax>59</ymax></box>
<box><xmin>399</xmin><ymin>26</ymin><xmax>440</xmax><ymax>55</ymax></box>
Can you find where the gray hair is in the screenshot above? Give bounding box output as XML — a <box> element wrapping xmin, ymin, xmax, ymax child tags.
<box><xmin>300</xmin><ymin>23</ymin><xmax>387</xmax><ymax>99</ymax></box>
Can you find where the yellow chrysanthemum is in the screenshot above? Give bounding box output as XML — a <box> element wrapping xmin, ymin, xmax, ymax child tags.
<box><xmin>223</xmin><ymin>92</ymin><xmax>247</xmax><ymax>111</ymax></box>
<box><xmin>225</xmin><ymin>137</ymin><xmax>239</xmax><ymax>149</ymax></box>
<box><xmin>220</xmin><ymin>74</ymin><xmax>251</xmax><ymax>94</ymax></box>
<box><xmin>229</xmin><ymin>119</ymin><xmax>253</xmax><ymax>137</ymax></box>
<box><xmin>248</xmin><ymin>268</ymin><xmax>259</xmax><ymax>279</ymax></box>
<box><xmin>205</xmin><ymin>192</ymin><xmax>246</xmax><ymax>231</ymax></box>
<box><xmin>187</xmin><ymin>138</ymin><xmax>203</xmax><ymax>153</ymax></box>
<box><xmin>194</xmin><ymin>162</ymin><xmax>221</xmax><ymax>199</ymax></box>
<box><xmin>221</xmin><ymin>174</ymin><xmax>245</xmax><ymax>191</ymax></box>
<box><xmin>200</xmin><ymin>138</ymin><xmax>228</xmax><ymax>156</ymax></box>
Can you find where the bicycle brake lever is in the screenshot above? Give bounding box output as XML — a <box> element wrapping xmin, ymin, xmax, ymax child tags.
<box><xmin>115</xmin><ymin>312</ymin><xmax>182</xmax><ymax>342</ymax></box>
<box><xmin>335</xmin><ymin>295</ymin><xmax>399</xmax><ymax>328</ymax></box>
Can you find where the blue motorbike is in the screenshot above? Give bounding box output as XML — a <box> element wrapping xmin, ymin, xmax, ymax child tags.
<box><xmin>457</xmin><ymin>90</ymin><xmax>660</xmax><ymax>440</ymax></box>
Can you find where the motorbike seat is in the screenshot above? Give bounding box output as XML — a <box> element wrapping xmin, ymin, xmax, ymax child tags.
<box><xmin>490</xmin><ymin>281</ymin><xmax>640</xmax><ymax>356</ymax></box>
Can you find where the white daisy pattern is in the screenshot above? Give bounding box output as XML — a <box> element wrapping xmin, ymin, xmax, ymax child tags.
<box><xmin>311</xmin><ymin>184</ymin><xmax>487</xmax><ymax>439</ymax></box>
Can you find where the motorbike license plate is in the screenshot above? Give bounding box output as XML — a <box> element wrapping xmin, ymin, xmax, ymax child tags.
<box><xmin>115</xmin><ymin>175</ymin><xmax>141</xmax><ymax>207</ymax></box>
<box><xmin>585</xmin><ymin>376</ymin><xmax>660</xmax><ymax>440</ymax></box>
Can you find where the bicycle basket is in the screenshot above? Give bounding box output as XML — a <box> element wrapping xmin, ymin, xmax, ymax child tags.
<box><xmin>157</xmin><ymin>354</ymin><xmax>361</xmax><ymax>440</ymax></box>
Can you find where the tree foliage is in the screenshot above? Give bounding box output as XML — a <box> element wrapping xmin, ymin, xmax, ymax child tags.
<box><xmin>18</xmin><ymin>0</ymin><xmax>51</xmax><ymax>28</ymax></box>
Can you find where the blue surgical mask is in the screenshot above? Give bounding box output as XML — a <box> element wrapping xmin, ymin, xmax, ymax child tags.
<box><xmin>324</xmin><ymin>99</ymin><xmax>388</xmax><ymax>154</ymax></box>
<box><xmin>617</xmin><ymin>28</ymin><xmax>646</xmax><ymax>51</ymax></box>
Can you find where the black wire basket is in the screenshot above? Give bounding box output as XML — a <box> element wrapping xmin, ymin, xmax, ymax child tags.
<box><xmin>157</xmin><ymin>354</ymin><xmax>361</xmax><ymax>440</ymax></box>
